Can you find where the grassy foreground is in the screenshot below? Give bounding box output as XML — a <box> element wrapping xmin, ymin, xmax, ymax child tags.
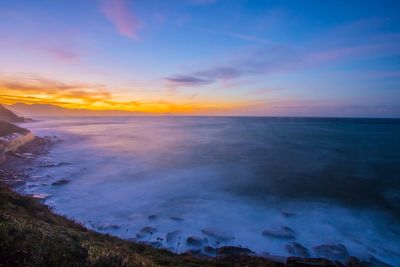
<box><xmin>0</xmin><ymin>182</ymin><xmax>285</xmax><ymax>267</ymax></box>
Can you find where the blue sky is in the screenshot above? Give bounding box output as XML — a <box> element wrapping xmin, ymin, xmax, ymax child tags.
<box><xmin>0</xmin><ymin>0</ymin><xmax>399</xmax><ymax>116</ymax></box>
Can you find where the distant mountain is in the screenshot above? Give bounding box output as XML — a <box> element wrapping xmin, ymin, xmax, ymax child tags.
<box><xmin>6</xmin><ymin>103</ymin><xmax>146</xmax><ymax>117</ymax></box>
<box><xmin>0</xmin><ymin>104</ymin><xmax>25</xmax><ymax>122</ymax></box>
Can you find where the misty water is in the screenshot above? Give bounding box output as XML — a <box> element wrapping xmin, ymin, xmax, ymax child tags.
<box><xmin>18</xmin><ymin>117</ymin><xmax>400</xmax><ymax>265</ymax></box>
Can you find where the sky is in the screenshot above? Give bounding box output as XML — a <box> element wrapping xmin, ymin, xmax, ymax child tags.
<box><xmin>0</xmin><ymin>0</ymin><xmax>400</xmax><ymax>117</ymax></box>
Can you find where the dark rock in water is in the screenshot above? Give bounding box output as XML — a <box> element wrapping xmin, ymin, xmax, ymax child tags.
<box><xmin>37</xmin><ymin>162</ymin><xmax>57</xmax><ymax>168</ymax></box>
<box><xmin>170</xmin><ymin>216</ymin><xmax>184</xmax><ymax>222</ymax></box>
<box><xmin>37</xmin><ymin>161</ymin><xmax>71</xmax><ymax>168</ymax></box>
<box><xmin>262</xmin><ymin>226</ymin><xmax>296</xmax><ymax>240</ymax></box>
<box><xmin>217</xmin><ymin>246</ymin><xmax>255</xmax><ymax>256</ymax></box>
<box><xmin>97</xmin><ymin>224</ymin><xmax>120</xmax><ymax>231</ymax></box>
<box><xmin>136</xmin><ymin>226</ymin><xmax>157</xmax><ymax>240</ymax></box>
<box><xmin>201</xmin><ymin>228</ymin><xmax>232</xmax><ymax>242</ymax></box>
<box><xmin>135</xmin><ymin>232</ymin><xmax>147</xmax><ymax>240</ymax></box>
<box><xmin>287</xmin><ymin>257</ymin><xmax>336</xmax><ymax>267</ymax></box>
<box><xmin>334</xmin><ymin>260</ymin><xmax>346</xmax><ymax>267</ymax></box>
<box><xmin>314</xmin><ymin>244</ymin><xmax>349</xmax><ymax>261</ymax></box>
<box><xmin>185</xmin><ymin>249</ymin><xmax>203</xmax><ymax>256</ymax></box>
<box><xmin>203</xmin><ymin>245</ymin><xmax>217</xmax><ymax>255</ymax></box>
<box><xmin>52</xmin><ymin>179</ymin><xmax>70</xmax><ymax>186</ymax></box>
<box><xmin>186</xmin><ymin>236</ymin><xmax>207</xmax><ymax>247</ymax></box>
<box><xmin>346</xmin><ymin>257</ymin><xmax>363</xmax><ymax>267</ymax></box>
<box><xmin>147</xmin><ymin>214</ymin><xmax>158</xmax><ymax>220</ymax></box>
<box><xmin>56</xmin><ymin>162</ymin><xmax>71</xmax><ymax>167</ymax></box>
<box><xmin>286</xmin><ymin>242</ymin><xmax>310</xmax><ymax>258</ymax></box>
<box><xmin>362</xmin><ymin>256</ymin><xmax>394</xmax><ymax>267</ymax></box>
<box><xmin>166</xmin><ymin>230</ymin><xmax>181</xmax><ymax>243</ymax></box>
<box><xmin>150</xmin><ymin>241</ymin><xmax>163</xmax><ymax>248</ymax></box>
<box><xmin>281</xmin><ymin>211</ymin><xmax>296</xmax><ymax>217</ymax></box>
<box><xmin>140</xmin><ymin>226</ymin><xmax>157</xmax><ymax>234</ymax></box>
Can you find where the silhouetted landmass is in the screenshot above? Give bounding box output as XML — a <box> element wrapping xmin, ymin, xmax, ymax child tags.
<box><xmin>0</xmin><ymin>104</ymin><xmax>25</xmax><ymax>122</ymax></box>
<box><xmin>7</xmin><ymin>103</ymin><xmax>146</xmax><ymax>117</ymax></box>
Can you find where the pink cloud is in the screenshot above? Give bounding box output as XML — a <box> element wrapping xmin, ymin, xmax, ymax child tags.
<box><xmin>101</xmin><ymin>0</ymin><xmax>139</xmax><ymax>38</ymax></box>
<box><xmin>43</xmin><ymin>47</ymin><xmax>80</xmax><ymax>62</ymax></box>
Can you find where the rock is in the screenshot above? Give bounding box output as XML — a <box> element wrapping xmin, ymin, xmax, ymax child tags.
<box><xmin>203</xmin><ymin>245</ymin><xmax>217</xmax><ymax>255</ymax></box>
<box><xmin>286</xmin><ymin>242</ymin><xmax>310</xmax><ymax>257</ymax></box>
<box><xmin>166</xmin><ymin>230</ymin><xmax>181</xmax><ymax>243</ymax></box>
<box><xmin>150</xmin><ymin>241</ymin><xmax>163</xmax><ymax>248</ymax></box>
<box><xmin>346</xmin><ymin>257</ymin><xmax>363</xmax><ymax>267</ymax></box>
<box><xmin>147</xmin><ymin>215</ymin><xmax>158</xmax><ymax>220</ymax></box>
<box><xmin>362</xmin><ymin>256</ymin><xmax>394</xmax><ymax>267</ymax></box>
<box><xmin>56</xmin><ymin>162</ymin><xmax>71</xmax><ymax>167</ymax></box>
<box><xmin>170</xmin><ymin>216</ymin><xmax>184</xmax><ymax>222</ymax></box>
<box><xmin>217</xmin><ymin>246</ymin><xmax>255</xmax><ymax>256</ymax></box>
<box><xmin>186</xmin><ymin>236</ymin><xmax>207</xmax><ymax>247</ymax></box>
<box><xmin>135</xmin><ymin>232</ymin><xmax>147</xmax><ymax>240</ymax></box>
<box><xmin>314</xmin><ymin>244</ymin><xmax>349</xmax><ymax>262</ymax></box>
<box><xmin>185</xmin><ymin>249</ymin><xmax>203</xmax><ymax>256</ymax></box>
<box><xmin>136</xmin><ymin>226</ymin><xmax>157</xmax><ymax>239</ymax></box>
<box><xmin>52</xmin><ymin>179</ymin><xmax>70</xmax><ymax>186</ymax></box>
<box><xmin>262</xmin><ymin>226</ymin><xmax>296</xmax><ymax>240</ymax></box>
<box><xmin>287</xmin><ymin>257</ymin><xmax>336</xmax><ymax>267</ymax></box>
<box><xmin>201</xmin><ymin>228</ymin><xmax>232</xmax><ymax>242</ymax></box>
<box><xmin>97</xmin><ymin>224</ymin><xmax>120</xmax><ymax>230</ymax></box>
<box><xmin>281</xmin><ymin>210</ymin><xmax>296</xmax><ymax>217</ymax></box>
<box><xmin>335</xmin><ymin>260</ymin><xmax>346</xmax><ymax>267</ymax></box>
<box><xmin>140</xmin><ymin>226</ymin><xmax>157</xmax><ymax>234</ymax></box>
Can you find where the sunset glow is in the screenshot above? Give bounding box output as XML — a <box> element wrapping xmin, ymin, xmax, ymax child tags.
<box><xmin>1</xmin><ymin>0</ymin><xmax>399</xmax><ymax>116</ymax></box>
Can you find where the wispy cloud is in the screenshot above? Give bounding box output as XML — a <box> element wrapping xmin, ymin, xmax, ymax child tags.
<box><xmin>165</xmin><ymin>45</ymin><xmax>299</xmax><ymax>87</ymax></box>
<box><xmin>101</xmin><ymin>0</ymin><xmax>139</xmax><ymax>38</ymax></box>
<box><xmin>166</xmin><ymin>20</ymin><xmax>400</xmax><ymax>88</ymax></box>
<box><xmin>166</xmin><ymin>75</ymin><xmax>214</xmax><ymax>87</ymax></box>
<box><xmin>225</xmin><ymin>31</ymin><xmax>275</xmax><ymax>44</ymax></box>
<box><xmin>41</xmin><ymin>47</ymin><xmax>80</xmax><ymax>62</ymax></box>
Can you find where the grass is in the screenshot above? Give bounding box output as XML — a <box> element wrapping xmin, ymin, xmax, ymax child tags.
<box><xmin>0</xmin><ymin>183</ymin><xmax>282</xmax><ymax>267</ymax></box>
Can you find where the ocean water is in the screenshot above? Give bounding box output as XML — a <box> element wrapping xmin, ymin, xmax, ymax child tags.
<box><xmin>19</xmin><ymin>117</ymin><xmax>400</xmax><ymax>265</ymax></box>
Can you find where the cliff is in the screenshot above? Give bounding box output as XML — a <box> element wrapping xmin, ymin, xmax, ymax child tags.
<box><xmin>0</xmin><ymin>104</ymin><xmax>25</xmax><ymax>122</ymax></box>
<box><xmin>0</xmin><ymin>121</ymin><xmax>34</xmax><ymax>164</ymax></box>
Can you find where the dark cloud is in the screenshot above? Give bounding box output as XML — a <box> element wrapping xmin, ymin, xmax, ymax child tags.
<box><xmin>166</xmin><ymin>75</ymin><xmax>214</xmax><ymax>87</ymax></box>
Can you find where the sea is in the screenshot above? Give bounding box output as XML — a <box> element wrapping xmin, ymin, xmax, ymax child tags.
<box><xmin>16</xmin><ymin>116</ymin><xmax>400</xmax><ymax>265</ymax></box>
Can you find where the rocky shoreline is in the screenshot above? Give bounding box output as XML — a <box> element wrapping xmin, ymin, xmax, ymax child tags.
<box><xmin>0</xmin><ymin>132</ymin><xmax>386</xmax><ymax>266</ymax></box>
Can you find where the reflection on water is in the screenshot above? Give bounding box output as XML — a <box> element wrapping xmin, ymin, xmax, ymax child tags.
<box><xmin>21</xmin><ymin>117</ymin><xmax>400</xmax><ymax>265</ymax></box>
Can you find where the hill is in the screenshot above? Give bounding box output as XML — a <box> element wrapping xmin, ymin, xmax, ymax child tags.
<box><xmin>7</xmin><ymin>103</ymin><xmax>146</xmax><ymax>117</ymax></box>
<box><xmin>0</xmin><ymin>104</ymin><xmax>25</xmax><ymax>122</ymax></box>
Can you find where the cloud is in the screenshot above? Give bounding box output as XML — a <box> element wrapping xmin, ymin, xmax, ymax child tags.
<box><xmin>0</xmin><ymin>73</ymin><xmax>239</xmax><ymax>114</ymax></box>
<box><xmin>165</xmin><ymin>21</ymin><xmax>400</xmax><ymax>88</ymax></box>
<box><xmin>42</xmin><ymin>47</ymin><xmax>80</xmax><ymax>62</ymax></box>
<box><xmin>165</xmin><ymin>45</ymin><xmax>299</xmax><ymax>87</ymax></box>
<box><xmin>101</xmin><ymin>0</ymin><xmax>139</xmax><ymax>38</ymax></box>
<box><xmin>166</xmin><ymin>75</ymin><xmax>214</xmax><ymax>87</ymax></box>
<box><xmin>225</xmin><ymin>32</ymin><xmax>275</xmax><ymax>44</ymax></box>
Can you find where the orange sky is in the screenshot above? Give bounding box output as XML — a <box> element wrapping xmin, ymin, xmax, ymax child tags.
<box><xmin>0</xmin><ymin>75</ymin><xmax>246</xmax><ymax>114</ymax></box>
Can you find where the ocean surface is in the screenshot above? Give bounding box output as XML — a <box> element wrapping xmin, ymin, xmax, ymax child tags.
<box><xmin>18</xmin><ymin>117</ymin><xmax>400</xmax><ymax>265</ymax></box>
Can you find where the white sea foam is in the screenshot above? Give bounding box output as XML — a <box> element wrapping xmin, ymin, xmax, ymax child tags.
<box><xmin>22</xmin><ymin>117</ymin><xmax>400</xmax><ymax>266</ymax></box>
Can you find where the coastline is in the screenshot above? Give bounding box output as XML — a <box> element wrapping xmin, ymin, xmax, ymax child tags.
<box><xmin>0</xmin><ymin>128</ymin><xmax>373</xmax><ymax>267</ymax></box>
